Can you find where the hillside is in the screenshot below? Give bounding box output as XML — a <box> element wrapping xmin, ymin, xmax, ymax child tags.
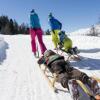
<box><xmin>0</xmin><ymin>34</ymin><xmax>100</xmax><ymax>100</ymax></box>
<box><xmin>70</xmin><ymin>24</ymin><xmax>100</xmax><ymax>36</ymax></box>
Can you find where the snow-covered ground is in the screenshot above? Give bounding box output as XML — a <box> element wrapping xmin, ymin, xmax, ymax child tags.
<box><xmin>70</xmin><ymin>24</ymin><xmax>100</xmax><ymax>36</ymax></box>
<box><xmin>0</xmin><ymin>34</ymin><xmax>100</xmax><ymax>100</ymax></box>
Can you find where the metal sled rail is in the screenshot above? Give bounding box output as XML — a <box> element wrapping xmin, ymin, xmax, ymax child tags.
<box><xmin>38</xmin><ymin>64</ymin><xmax>57</xmax><ymax>92</ymax></box>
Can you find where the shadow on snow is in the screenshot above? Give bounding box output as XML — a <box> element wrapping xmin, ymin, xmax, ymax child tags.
<box><xmin>79</xmin><ymin>48</ymin><xmax>100</xmax><ymax>53</ymax></box>
<box><xmin>71</xmin><ymin>57</ymin><xmax>100</xmax><ymax>70</ymax></box>
<box><xmin>0</xmin><ymin>40</ymin><xmax>9</xmax><ymax>64</ymax></box>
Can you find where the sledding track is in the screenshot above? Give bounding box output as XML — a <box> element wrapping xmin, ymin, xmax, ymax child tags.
<box><xmin>0</xmin><ymin>35</ymin><xmax>100</xmax><ymax>100</ymax></box>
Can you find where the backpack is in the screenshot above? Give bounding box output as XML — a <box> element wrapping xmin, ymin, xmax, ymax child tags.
<box><xmin>58</xmin><ymin>31</ymin><xmax>67</xmax><ymax>43</ymax></box>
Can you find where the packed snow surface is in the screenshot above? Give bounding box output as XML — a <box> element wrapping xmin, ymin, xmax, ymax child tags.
<box><xmin>0</xmin><ymin>34</ymin><xmax>100</xmax><ymax>100</ymax></box>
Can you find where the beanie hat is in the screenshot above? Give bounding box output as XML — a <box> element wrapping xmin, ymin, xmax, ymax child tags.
<box><xmin>30</xmin><ymin>9</ymin><xmax>35</xmax><ymax>13</ymax></box>
<box><xmin>48</xmin><ymin>12</ymin><xmax>53</xmax><ymax>18</ymax></box>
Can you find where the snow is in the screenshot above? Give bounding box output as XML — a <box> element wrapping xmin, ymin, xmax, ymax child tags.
<box><xmin>0</xmin><ymin>37</ymin><xmax>8</xmax><ymax>64</ymax></box>
<box><xmin>70</xmin><ymin>24</ymin><xmax>100</xmax><ymax>36</ymax></box>
<box><xmin>0</xmin><ymin>34</ymin><xmax>100</xmax><ymax>100</ymax></box>
<box><xmin>70</xmin><ymin>28</ymin><xmax>90</xmax><ymax>36</ymax></box>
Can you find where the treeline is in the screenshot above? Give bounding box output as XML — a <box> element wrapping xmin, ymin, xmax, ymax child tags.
<box><xmin>0</xmin><ymin>15</ymin><xmax>29</xmax><ymax>35</ymax></box>
<box><xmin>88</xmin><ymin>25</ymin><xmax>100</xmax><ymax>36</ymax></box>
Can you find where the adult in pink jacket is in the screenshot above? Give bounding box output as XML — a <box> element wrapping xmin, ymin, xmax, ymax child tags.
<box><xmin>30</xmin><ymin>9</ymin><xmax>47</xmax><ymax>56</ymax></box>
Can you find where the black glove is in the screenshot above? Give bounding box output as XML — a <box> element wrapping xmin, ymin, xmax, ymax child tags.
<box><xmin>37</xmin><ymin>56</ymin><xmax>45</xmax><ymax>64</ymax></box>
<box><xmin>58</xmin><ymin>42</ymin><xmax>63</xmax><ymax>49</ymax></box>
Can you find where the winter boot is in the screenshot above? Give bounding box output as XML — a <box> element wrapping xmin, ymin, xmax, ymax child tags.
<box><xmin>73</xmin><ymin>47</ymin><xmax>80</xmax><ymax>54</ymax></box>
<box><xmin>68</xmin><ymin>48</ymin><xmax>74</xmax><ymax>55</ymax></box>
<box><xmin>33</xmin><ymin>51</ymin><xmax>39</xmax><ymax>58</ymax></box>
<box><xmin>33</xmin><ymin>52</ymin><xmax>37</xmax><ymax>57</ymax></box>
<box><xmin>58</xmin><ymin>42</ymin><xmax>63</xmax><ymax>49</ymax></box>
<box><xmin>68</xmin><ymin>79</ymin><xmax>80</xmax><ymax>100</ymax></box>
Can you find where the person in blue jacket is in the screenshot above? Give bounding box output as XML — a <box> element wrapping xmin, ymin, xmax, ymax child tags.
<box><xmin>48</xmin><ymin>13</ymin><xmax>62</xmax><ymax>49</ymax></box>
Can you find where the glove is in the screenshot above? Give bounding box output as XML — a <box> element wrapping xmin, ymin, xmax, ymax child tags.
<box><xmin>58</xmin><ymin>42</ymin><xmax>63</xmax><ymax>49</ymax></box>
<box><xmin>37</xmin><ymin>56</ymin><xmax>45</xmax><ymax>64</ymax></box>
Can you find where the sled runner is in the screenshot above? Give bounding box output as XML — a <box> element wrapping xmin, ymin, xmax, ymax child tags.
<box><xmin>56</xmin><ymin>47</ymin><xmax>81</xmax><ymax>61</ymax></box>
<box><xmin>39</xmin><ymin>64</ymin><xmax>57</xmax><ymax>92</ymax></box>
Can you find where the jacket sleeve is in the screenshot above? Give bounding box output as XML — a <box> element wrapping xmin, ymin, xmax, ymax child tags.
<box><xmin>30</xmin><ymin>14</ymin><xmax>34</xmax><ymax>28</ymax></box>
<box><xmin>56</xmin><ymin>20</ymin><xmax>62</xmax><ymax>29</ymax></box>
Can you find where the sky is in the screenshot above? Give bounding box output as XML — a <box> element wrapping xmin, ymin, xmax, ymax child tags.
<box><xmin>0</xmin><ymin>0</ymin><xmax>100</xmax><ymax>32</ymax></box>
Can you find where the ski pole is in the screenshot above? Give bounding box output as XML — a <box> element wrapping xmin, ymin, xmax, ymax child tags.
<box><xmin>36</xmin><ymin>41</ymin><xmax>39</xmax><ymax>58</ymax></box>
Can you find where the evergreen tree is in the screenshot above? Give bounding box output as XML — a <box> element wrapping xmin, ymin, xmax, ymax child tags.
<box><xmin>9</xmin><ymin>19</ymin><xmax>14</xmax><ymax>34</ymax></box>
<box><xmin>0</xmin><ymin>15</ymin><xmax>29</xmax><ymax>35</ymax></box>
<box><xmin>13</xmin><ymin>20</ymin><xmax>18</xmax><ymax>34</ymax></box>
<box><xmin>4</xmin><ymin>22</ymin><xmax>11</xmax><ymax>35</ymax></box>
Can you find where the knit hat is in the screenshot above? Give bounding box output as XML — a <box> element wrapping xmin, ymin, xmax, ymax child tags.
<box><xmin>48</xmin><ymin>12</ymin><xmax>52</xmax><ymax>18</ymax></box>
<box><xmin>30</xmin><ymin>9</ymin><xmax>35</xmax><ymax>13</ymax></box>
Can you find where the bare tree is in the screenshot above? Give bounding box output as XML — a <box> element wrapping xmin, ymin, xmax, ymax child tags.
<box><xmin>89</xmin><ymin>25</ymin><xmax>98</xmax><ymax>36</ymax></box>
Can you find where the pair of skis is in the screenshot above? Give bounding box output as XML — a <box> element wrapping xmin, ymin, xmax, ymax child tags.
<box><xmin>39</xmin><ymin>64</ymin><xmax>100</xmax><ymax>100</ymax></box>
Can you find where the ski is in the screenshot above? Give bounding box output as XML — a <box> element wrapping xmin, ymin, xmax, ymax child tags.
<box><xmin>76</xmin><ymin>80</ymin><xmax>96</xmax><ymax>100</ymax></box>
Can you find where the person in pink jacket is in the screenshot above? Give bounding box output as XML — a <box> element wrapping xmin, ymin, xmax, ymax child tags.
<box><xmin>29</xmin><ymin>9</ymin><xmax>47</xmax><ymax>57</ymax></box>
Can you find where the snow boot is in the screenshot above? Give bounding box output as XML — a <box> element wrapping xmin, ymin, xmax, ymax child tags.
<box><xmin>68</xmin><ymin>48</ymin><xmax>74</xmax><ymax>55</ymax></box>
<box><xmin>33</xmin><ymin>52</ymin><xmax>39</xmax><ymax>58</ymax></box>
<box><xmin>33</xmin><ymin>52</ymin><xmax>37</xmax><ymax>57</ymax></box>
<box><xmin>73</xmin><ymin>47</ymin><xmax>80</xmax><ymax>54</ymax></box>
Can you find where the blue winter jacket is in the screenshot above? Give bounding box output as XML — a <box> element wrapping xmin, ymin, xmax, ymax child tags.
<box><xmin>30</xmin><ymin>12</ymin><xmax>41</xmax><ymax>28</ymax></box>
<box><xmin>49</xmin><ymin>16</ymin><xmax>62</xmax><ymax>30</ymax></box>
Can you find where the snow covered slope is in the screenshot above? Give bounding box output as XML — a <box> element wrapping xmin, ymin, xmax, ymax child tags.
<box><xmin>70</xmin><ymin>24</ymin><xmax>100</xmax><ymax>36</ymax></box>
<box><xmin>0</xmin><ymin>34</ymin><xmax>100</xmax><ymax>100</ymax></box>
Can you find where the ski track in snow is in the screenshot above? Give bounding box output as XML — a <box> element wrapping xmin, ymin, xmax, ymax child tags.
<box><xmin>0</xmin><ymin>35</ymin><xmax>100</xmax><ymax>100</ymax></box>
